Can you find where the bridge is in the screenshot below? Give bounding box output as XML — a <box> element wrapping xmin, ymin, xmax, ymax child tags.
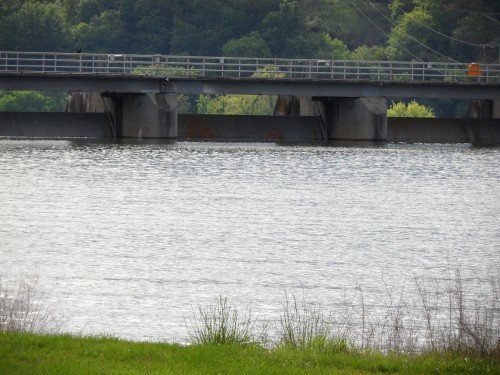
<box><xmin>1</xmin><ymin>51</ymin><xmax>500</xmax><ymax>141</ymax></box>
<box><xmin>1</xmin><ymin>51</ymin><xmax>499</xmax><ymax>98</ymax></box>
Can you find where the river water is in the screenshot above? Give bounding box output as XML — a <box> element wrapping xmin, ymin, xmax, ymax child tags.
<box><xmin>1</xmin><ymin>139</ymin><xmax>499</xmax><ymax>343</ymax></box>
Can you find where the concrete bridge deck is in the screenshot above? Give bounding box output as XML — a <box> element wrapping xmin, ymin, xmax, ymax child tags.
<box><xmin>1</xmin><ymin>51</ymin><xmax>499</xmax><ymax>99</ymax></box>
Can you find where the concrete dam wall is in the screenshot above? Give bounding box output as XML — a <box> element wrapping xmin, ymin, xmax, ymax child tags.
<box><xmin>1</xmin><ymin>111</ymin><xmax>499</xmax><ymax>144</ymax></box>
<box><xmin>178</xmin><ymin>114</ymin><xmax>323</xmax><ymax>142</ymax></box>
<box><xmin>0</xmin><ymin>112</ymin><xmax>113</xmax><ymax>138</ymax></box>
<box><xmin>388</xmin><ymin>118</ymin><xmax>500</xmax><ymax>144</ymax></box>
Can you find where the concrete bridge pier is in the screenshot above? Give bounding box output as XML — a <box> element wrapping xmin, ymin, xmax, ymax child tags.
<box><xmin>467</xmin><ymin>99</ymin><xmax>500</xmax><ymax>119</ymax></box>
<box><xmin>67</xmin><ymin>92</ymin><xmax>178</xmax><ymax>139</ymax></box>
<box><xmin>324</xmin><ymin>97</ymin><xmax>387</xmax><ymax>141</ymax></box>
<box><xmin>119</xmin><ymin>93</ymin><xmax>178</xmax><ymax>139</ymax></box>
<box><xmin>275</xmin><ymin>96</ymin><xmax>387</xmax><ymax>141</ymax></box>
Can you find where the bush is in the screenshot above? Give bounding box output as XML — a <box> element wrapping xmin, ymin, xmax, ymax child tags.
<box><xmin>277</xmin><ymin>294</ymin><xmax>351</xmax><ymax>353</ymax></box>
<box><xmin>187</xmin><ymin>296</ymin><xmax>255</xmax><ymax>345</ymax></box>
<box><xmin>388</xmin><ymin>100</ymin><xmax>436</xmax><ymax>117</ymax></box>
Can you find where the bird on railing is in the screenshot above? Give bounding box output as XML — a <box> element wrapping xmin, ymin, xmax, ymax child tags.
<box><xmin>76</xmin><ymin>48</ymin><xmax>81</xmax><ymax>53</ymax></box>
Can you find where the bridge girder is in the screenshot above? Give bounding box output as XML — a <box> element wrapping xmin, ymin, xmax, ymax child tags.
<box><xmin>0</xmin><ymin>73</ymin><xmax>499</xmax><ymax>100</ymax></box>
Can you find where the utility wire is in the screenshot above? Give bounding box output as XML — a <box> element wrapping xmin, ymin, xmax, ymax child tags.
<box><xmin>348</xmin><ymin>0</ymin><xmax>422</xmax><ymax>61</ymax></box>
<box><xmin>387</xmin><ymin>0</ymin><xmax>499</xmax><ymax>46</ymax></box>
<box><xmin>481</xmin><ymin>13</ymin><xmax>500</xmax><ymax>25</ymax></box>
<box><xmin>360</xmin><ymin>0</ymin><xmax>459</xmax><ymax>62</ymax></box>
<box><xmin>350</xmin><ymin>0</ymin><xmax>458</xmax><ymax>62</ymax></box>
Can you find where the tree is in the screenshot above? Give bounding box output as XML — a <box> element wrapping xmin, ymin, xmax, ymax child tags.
<box><xmin>314</xmin><ymin>35</ymin><xmax>350</xmax><ymax>60</ymax></box>
<box><xmin>312</xmin><ymin>0</ymin><xmax>390</xmax><ymax>49</ymax></box>
<box><xmin>196</xmin><ymin>67</ymin><xmax>284</xmax><ymax>115</ymax></box>
<box><xmin>0</xmin><ymin>2</ymin><xmax>69</xmax><ymax>51</ymax></box>
<box><xmin>71</xmin><ymin>10</ymin><xmax>133</xmax><ymax>53</ymax></box>
<box><xmin>386</xmin><ymin>7</ymin><xmax>435</xmax><ymax>60</ymax></box>
<box><xmin>197</xmin><ymin>94</ymin><xmax>277</xmax><ymax>115</ymax></box>
<box><xmin>115</xmin><ymin>0</ymin><xmax>181</xmax><ymax>54</ymax></box>
<box><xmin>223</xmin><ymin>32</ymin><xmax>272</xmax><ymax>58</ymax></box>
<box><xmin>260</xmin><ymin>0</ymin><xmax>303</xmax><ymax>56</ymax></box>
<box><xmin>62</xmin><ymin>0</ymin><xmax>108</xmax><ymax>25</ymax></box>
<box><xmin>387</xmin><ymin>100</ymin><xmax>436</xmax><ymax>117</ymax></box>
<box><xmin>350</xmin><ymin>45</ymin><xmax>386</xmax><ymax>60</ymax></box>
<box><xmin>450</xmin><ymin>12</ymin><xmax>499</xmax><ymax>62</ymax></box>
<box><xmin>0</xmin><ymin>91</ymin><xmax>66</xmax><ymax>112</ymax></box>
<box><xmin>386</xmin><ymin>0</ymin><xmax>500</xmax><ymax>63</ymax></box>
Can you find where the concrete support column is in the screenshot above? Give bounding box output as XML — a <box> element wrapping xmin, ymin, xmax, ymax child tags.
<box><xmin>468</xmin><ymin>99</ymin><xmax>494</xmax><ymax>118</ymax></box>
<box><xmin>328</xmin><ymin>97</ymin><xmax>387</xmax><ymax>141</ymax></box>
<box><xmin>66</xmin><ymin>92</ymin><xmax>110</xmax><ymax>113</ymax></box>
<box><xmin>274</xmin><ymin>95</ymin><xmax>387</xmax><ymax>141</ymax></box>
<box><xmin>493</xmin><ymin>100</ymin><xmax>500</xmax><ymax>119</ymax></box>
<box><xmin>274</xmin><ymin>95</ymin><xmax>300</xmax><ymax>116</ymax></box>
<box><xmin>120</xmin><ymin>93</ymin><xmax>178</xmax><ymax>139</ymax></box>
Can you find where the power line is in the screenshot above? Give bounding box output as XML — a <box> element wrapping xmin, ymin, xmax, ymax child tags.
<box><xmin>347</xmin><ymin>0</ymin><xmax>422</xmax><ymax>61</ymax></box>
<box><xmin>352</xmin><ymin>0</ymin><xmax>459</xmax><ymax>62</ymax></box>
<box><xmin>481</xmin><ymin>13</ymin><xmax>500</xmax><ymax>25</ymax></box>
<box><xmin>386</xmin><ymin>0</ymin><xmax>499</xmax><ymax>46</ymax></box>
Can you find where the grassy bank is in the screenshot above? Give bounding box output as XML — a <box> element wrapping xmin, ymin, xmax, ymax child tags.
<box><xmin>2</xmin><ymin>272</ymin><xmax>499</xmax><ymax>373</ymax></box>
<box><xmin>1</xmin><ymin>331</ymin><xmax>497</xmax><ymax>374</ymax></box>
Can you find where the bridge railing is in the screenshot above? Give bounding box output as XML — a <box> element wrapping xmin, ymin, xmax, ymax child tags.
<box><xmin>1</xmin><ymin>51</ymin><xmax>499</xmax><ymax>83</ymax></box>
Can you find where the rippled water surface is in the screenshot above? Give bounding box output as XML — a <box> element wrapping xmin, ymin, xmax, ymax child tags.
<box><xmin>1</xmin><ymin>140</ymin><xmax>499</xmax><ymax>342</ymax></box>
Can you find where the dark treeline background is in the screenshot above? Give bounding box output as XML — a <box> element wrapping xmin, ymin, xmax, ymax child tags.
<box><xmin>1</xmin><ymin>0</ymin><xmax>499</xmax><ymax>63</ymax></box>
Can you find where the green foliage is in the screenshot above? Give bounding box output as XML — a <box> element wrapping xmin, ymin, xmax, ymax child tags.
<box><xmin>188</xmin><ymin>296</ymin><xmax>255</xmax><ymax>345</ymax></box>
<box><xmin>197</xmin><ymin>94</ymin><xmax>277</xmax><ymax>116</ymax></box>
<box><xmin>223</xmin><ymin>32</ymin><xmax>272</xmax><ymax>58</ymax></box>
<box><xmin>178</xmin><ymin>95</ymin><xmax>198</xmax><ymax>114</ymax></box>
<box><xmin>196</xmin><ymin>67</ymin><xmax>283</xmax><ymax>115</ymax></box>
<box><xmin>0</xmin><ymin>91</ymin><xmax>66</xmax><ymax>112</ymax></box>
<box><xmin>314</xmin><ymin>35</ymin><xmax>350</xmax><ymax>60</ymax></box>
<box><xmin>1</xmin><ymin>0</ymin><xmax>498</xmax><ymax>62</ymax></box>
<box><xmin>250</xmin><ymin>65</ymin><xmax>286</xmax><ymax>79</ymax></box>
<box><xmin>70</xmin><ymin>10</ymin><xmax>133</xmax><ymax>53</ymax></box>
<box><xmin>387</xmin><ymin>100</ymin><xmax>436</xmax><ymax>118</ymax></box>
<box><xmin>351</xmin><ymin>45</ymin><xmax>387</xmax><ymax>61</ymax></box>
<box><xmin>260</xmin><ymin>0</ymin><xmax>303</xmax><ymax>57</ymax></box>
<box><xmin>0</xmin><ymin>1</ymin><xmax>69</xmax><ymax>51</ymax></box>
<box><xmin>387</xmin><ymin>0</ymin><xmax>500</xmax><ymax>62</ymax></box>
<box><xmin>387</xmin><ymin>7</ymin><xmax>435</xmax><ymax>61</ymax></box>
<box><xmin>277</xmin><ymin>295</ymin><xmax>351</xmax><ymax>354</ymax></box>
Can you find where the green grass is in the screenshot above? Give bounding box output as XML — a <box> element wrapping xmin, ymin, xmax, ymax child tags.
<box><xmin>1</xmin><ymin>331</ymin><xmax>497</xmax><ymax>375</ymax></box>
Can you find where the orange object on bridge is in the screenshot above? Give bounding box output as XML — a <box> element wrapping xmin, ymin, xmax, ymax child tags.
<box><xmin>468</xmin><ymin>62</ymin><xmax>482</xmax><ymax>77</ymax></box>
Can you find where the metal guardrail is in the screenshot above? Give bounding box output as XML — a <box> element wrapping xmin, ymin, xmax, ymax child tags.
<box><xmin>1</xmin><ymin>51</ymin><xmax>499</xmax><ymax>83</ymax></box>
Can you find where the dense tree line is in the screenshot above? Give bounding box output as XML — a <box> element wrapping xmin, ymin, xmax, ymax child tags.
<box><xmin>1</xmin><ymin>0</ymin><xmax>498</xmax><ymax>62</ymax></box>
